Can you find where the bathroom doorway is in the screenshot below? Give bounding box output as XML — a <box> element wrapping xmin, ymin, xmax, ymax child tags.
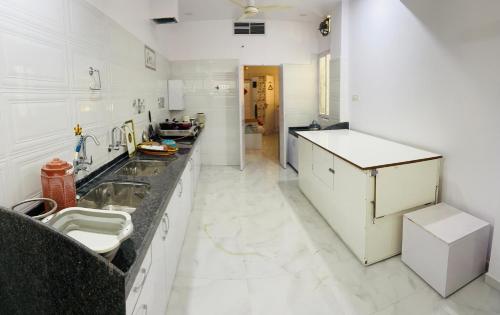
<box><xmin>243</xmin><ymin>65</ymin><xmax>281</xmax><ymax>163</ymax></box>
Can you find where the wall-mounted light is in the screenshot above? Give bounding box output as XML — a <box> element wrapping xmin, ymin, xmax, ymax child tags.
<box><xmin>319</xmin><ymin>16</ymin><xmax>331</xmax><ymax>37</ymax></box>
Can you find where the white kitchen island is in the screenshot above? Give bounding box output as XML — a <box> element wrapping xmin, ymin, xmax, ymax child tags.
<box><xmin>297</xmin><ymin>129</ymin><xmax>442</xmax><ymax>265</ymax></box>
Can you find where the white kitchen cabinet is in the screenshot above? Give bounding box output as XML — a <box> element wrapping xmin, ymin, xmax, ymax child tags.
<box><xmin>127</xmin><ymin>146</ymin><xmax>200</xmax><ymax>314</ymax></box>
<box><xmin>150</xmin><ymin>213</ymin><xmax>168</xmax><ymax>315</ymax></box>
<box><xmin>298</xmin><ymin>130</ymin><xmax>442</xmax><ymax>265</ymax></box>
<box><xmin>168</xmin><ymin>80</ymin><xmax>184</xmax><ymax>110</ymax></box>
<box><xmin>191</xmin><ymin>141</ymin><xmax>202</xmax><ymax>196</ymax></box>
<box><xmin>126</xmin><ymin>247</ymin><xmax>153</xmax><ymax>315</ymax></box>
<box><xmin>287</xmin><ymin>133</ymin><xmax>298</xmax><ymax>171</ymax></box>
<box><xmin>164</xmin><ymin>161</ymin><xmax>193</xmax><ymax>303</ymax></box>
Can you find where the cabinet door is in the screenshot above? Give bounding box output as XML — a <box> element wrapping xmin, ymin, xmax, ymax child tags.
<box><xmin>331</xmin><ymin>156</ymin><xmax>369</xmax><ymax>261</ymax></box>
<box><xmin>164</xmin><ymin>180</ymin><xmax>183</xmax><ymax>301</ymax></box>
<box><xmin>312</xmin><ymin>145</ymin><xmax>334</xmax><ymax>190</ymax></box>
<box><xmin>374</xmin><ymin>159</ymin><xmax>439</xmax><ymax>218</ymax></box>
<box><xmin>287</xmin><ymin>134</ymin><xmax>293</xmax><ymax>165</ymax></box>
<box><xmin>189</xmin><ymin>157</ymin><xmax>196</xmax><ymax>199</ymax></box>
<box><xmin>151</xmin><ymin>219</ymin><xmax>168</xmax><ymax>315</ymax></box>
<box><xmin>126</xmin><ymin>247</ymin><xmax>153</xmax><ymax>315</ymax></box>
<box><xmin>298</xmin><ymin>137</ymin><xmax>313</xmax><ymax>196</ymax></box>
<box><xmin>178</xmin><ymin>166</ymin><xmax>193</xmax><ymax>245</ymax></box>
<box><xmin>132</xmin><ymin>264</ymin><xmax>155</xmax><ymax>315</ymax></box>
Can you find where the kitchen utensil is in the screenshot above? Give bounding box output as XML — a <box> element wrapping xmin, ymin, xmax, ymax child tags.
<box><xmin>41</xmin><ymin>158</ymin><xmax>76</xmax><ymax>212</ymax></box>
<box><xmin>142</xmin><ymin>130</ymin><xmax>149</xmax><ymax>142</ymax></box>
<box><xmin>148</xmin><ymin>111</ymin><xmax>156</xmax><ymax>139</ymax></box>
<box><xmin>43</xmin><ymin>207</ymin><xmax>133</xmax><ymax>260</ymax></box>
<box><xmin>137</xmin><ymin>141</ymin><xmax>178</xmax><ymax>156</ymax></box>
<box><xmin>11</xmin><ymin>198</ymin><xmax>58</xmax><ymax>220</ymax></box>
<box><xmin>308</xmin><ymin>120</ymin><xmax>321</xmax><ymax>131</ymax></box>
<box><xmin>123</xmin><ymin>120</ymin><xmax>136</xmax><ymax>156</ymax></box>
<box><xmin>197</xmin><ymin>113</ymin><xmax>206</xmax><ymax>124</ymax></box>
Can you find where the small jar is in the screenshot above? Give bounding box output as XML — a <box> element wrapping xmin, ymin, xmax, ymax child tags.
<box><xmin>41</xmin><ymin>158</ymin><xmax>76</xmax><ymax>212</ymax></box>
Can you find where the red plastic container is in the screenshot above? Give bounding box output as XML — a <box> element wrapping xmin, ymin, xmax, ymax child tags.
<box><xmin>41</xmin><ymin>158</ymin><xmax>76</xmax><ymax>212</ymax></box>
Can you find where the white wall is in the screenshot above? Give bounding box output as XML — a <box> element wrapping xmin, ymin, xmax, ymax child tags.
<box><xmin>169</xmin><ymin>60</ymin><xmax>240</xmax><ymax>166</ymax></box>
<box><xmin>157</xmin><ymin>19</ymin><xmax>320</xmax><ymax>65</ymax></box>
<box><xmin>0</xmin><ymin>0</ymin><xmax>170</xmax><ymax>207</ymax></box>
<box><xmin>85</xmin><ymin>0</ymin><xmax>161</xmax><ymax>52</ymax></box>
<box><xmin>344</xmin><ymin>0</ymin><xmax>500</xmax><ymax>281</ymax></box>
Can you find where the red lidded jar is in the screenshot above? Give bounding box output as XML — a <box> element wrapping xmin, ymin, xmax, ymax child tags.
<box><xmin>41</xmin><ymin>158</ymin><xmax>76</xmax><ymax>212</ymax></box>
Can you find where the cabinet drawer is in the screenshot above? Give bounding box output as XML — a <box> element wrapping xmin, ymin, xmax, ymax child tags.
<box><xmin>312</xmin><ymin>144</ymin><xmax>334</xmax><ymax>190</ymax></box>
<box><xmin>126</xmin><ymin>246</ymin><xmax>153</xmax><ymax>315</ymax></box>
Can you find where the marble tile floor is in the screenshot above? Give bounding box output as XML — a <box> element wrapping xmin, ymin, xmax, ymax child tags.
<box><xmin>166</xmin><ymin>146</ymin><xmax>500</xmax><ymax>315</ymax></box>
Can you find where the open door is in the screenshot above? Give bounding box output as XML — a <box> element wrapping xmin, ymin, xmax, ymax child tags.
<box><xmin>279</xmin><ymin>65</ymin><xmax>286</xmax><ymax>168</ymax></box>
<box><xmin>238</xmin><ymin>65</ymin><xmax>245</xmax><ymax>170</ymax></box>
<box><xmin>279</xmin><ymin>63</ymin><xmax>319</xmax><ymax>169</ymax></box>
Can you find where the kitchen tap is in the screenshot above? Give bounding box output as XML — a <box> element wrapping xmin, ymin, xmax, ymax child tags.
<box><xmin>108</xmin><ymin>126</ymin><xmax>123</xmax><ymax>152</ymax></box>
<box><xmin>74</xmin><ymin>134</ymin><xmax>100</xmax><ymax>174</ymax></box>
<box><xmin>108</xmin><ymin>124</ymin><xmax>133</xmax><ymax>151</ymax></box>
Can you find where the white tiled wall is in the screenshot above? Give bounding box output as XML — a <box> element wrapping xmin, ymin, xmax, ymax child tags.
<box><xmin>170</xmin><ymin>60</ymin><xmax>240</xmax><ymax>166</ymax></box>
<box><xmin>0</xmin><ymin>0</ymin><xmax>170</xmax><ymax>206</ymax></box>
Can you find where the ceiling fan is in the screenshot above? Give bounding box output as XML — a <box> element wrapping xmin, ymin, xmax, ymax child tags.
<box><xmin>227</xmin><ymin>0</ymin><xmax>292</xmax><ymax>21</ymax></box>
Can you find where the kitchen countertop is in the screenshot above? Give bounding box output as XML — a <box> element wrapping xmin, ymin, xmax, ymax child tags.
<box><xmin>297</xmin><ymin>129</ymin><xmax>442</xmax><ymax>170</ymax></box>
<box><xmin>288</xmin><ymin>126</ymin><xmax>313</xmax><ymax>137</ymax></box>
<box><xmin>76</xmin><ymin>138</ymin><xmax>200</xmax><ymax>296</ymax></box>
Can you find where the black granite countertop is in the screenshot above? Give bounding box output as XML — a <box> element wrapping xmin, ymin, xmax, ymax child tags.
<box><xmin>76</xmin><ymin>137</ymin><xmax>200</xmax><ymax>296</ymax></box>
<box><xmin>289</xmin><ymin>126</ymin><xmax>313</xmax><ymax>137</ymax></box>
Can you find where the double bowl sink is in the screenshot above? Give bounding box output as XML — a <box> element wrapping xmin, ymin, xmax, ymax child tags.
<box><xmin>77</xmin><ymin>160</ymin><xmax>172</xmax><ymax>214</ymax></box>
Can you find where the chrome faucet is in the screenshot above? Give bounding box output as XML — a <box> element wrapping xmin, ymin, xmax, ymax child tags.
<box><xmin>74</xmin><ymin>134</ymin><xmax>100</xmax><ymax>174</ymax></box>
<box><xmin>108</xmin><ymin>124</ymin><xmax>133</xmax><ymax>151</ymax></box>
<box><xmin>108</xmin><ymin>126</ymin><xmax>124</xmax><ymax>151</ymax></box>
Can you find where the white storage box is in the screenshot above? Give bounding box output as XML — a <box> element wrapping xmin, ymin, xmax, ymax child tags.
<box><xmin>402</xmin><ymin>203</ymin><xmax>490</xmax><ymax>297</ymax></box>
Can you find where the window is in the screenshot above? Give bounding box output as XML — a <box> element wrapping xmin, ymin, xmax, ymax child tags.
<box><xmin>319</xmin><ymin>52</ymin><xmax>331</xmax><ymax>117</ymax></box>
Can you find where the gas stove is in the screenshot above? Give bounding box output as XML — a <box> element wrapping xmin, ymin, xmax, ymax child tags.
<box><xmin>158</xmin><ymin>124</ymin><xmax>199</xmax><ymax>138</ymax></box>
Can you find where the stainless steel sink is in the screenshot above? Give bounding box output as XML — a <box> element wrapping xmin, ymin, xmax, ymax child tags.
<box><xmin>115</xmin><ymin>160</ymin><xmax>171</xmax><ymax>177</ymax></box>
<box><xmin>78</xmin><ymin>182</ymin><xmax>150</xmax><ymax>213</ymax></box>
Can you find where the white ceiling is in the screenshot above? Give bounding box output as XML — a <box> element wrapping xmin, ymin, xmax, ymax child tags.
<box><xmin>178</xmin><ymin>0</ymin><xmax>339</xmax><ymax>23</ymax></box>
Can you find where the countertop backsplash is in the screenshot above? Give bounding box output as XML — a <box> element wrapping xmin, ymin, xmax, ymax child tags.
<box><xmin>0</xmin><ymin>0</ymin><xmax>171</xmax><ymax>207</ymax></box>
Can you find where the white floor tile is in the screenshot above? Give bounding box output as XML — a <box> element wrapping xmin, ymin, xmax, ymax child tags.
<box><xmin>167</xmin><ymin>134</ymin><xmax>500</xmax><ymax>315</ymax></box>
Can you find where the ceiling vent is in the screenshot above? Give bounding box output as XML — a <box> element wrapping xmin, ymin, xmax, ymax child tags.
<box><xmin>150</xmin><ymin>0</ymin><xmax>179</xmax><ymax>24</ymax></box>
<box><xmin>234</xmin><ymin>22</ymin><xmax>265</xmax><ymax>35</ymax></box>
<box><xmin>152</xmin><ymin>17</ymin><xmax>178</xmax><ymax>24</ymax></box>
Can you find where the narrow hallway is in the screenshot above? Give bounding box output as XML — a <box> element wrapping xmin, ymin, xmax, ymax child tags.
<box><xmin>166</xmin><ymin>150</ymin><xmax>500</xmax><ymax>315</ymax></box>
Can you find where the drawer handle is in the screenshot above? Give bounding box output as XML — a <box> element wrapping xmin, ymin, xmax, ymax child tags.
<box><xmin>178</xmin><ymin>178</ymin><xmax>183</xmax><ymax>197</ymax></box>
<box><xmin>162</xmin><ymin>213</ymin><xmax>170</xmax><ymax>240</ymax></box>
<box><xmin>329</xmin><ymin>168</ymin><xmax>335</xmax><ymax>174</ymax></box>
<box><xmin>133</xmin><ymin>268</ymin><xmax>148</xmax><ymax>293</ymax></box>
<box><xmin>138</xmin><ymin>304</ymin><xmax>148</xmax><ymax>315</ymax></box>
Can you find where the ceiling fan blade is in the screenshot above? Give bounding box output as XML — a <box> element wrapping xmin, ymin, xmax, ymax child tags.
<box><xmin>257</xmin><ymin>4</ymin><xmax>293</xmax><ymax>11</ymax></box>
<box><xmin>237</xmin><ymin>12</ymin><xmax>254</xmax><ymax>21</ymax></box>
<box><xmin>227</xmin><ymin>0</ymin><xmax>247</xmax><ymax>8</ymax></box>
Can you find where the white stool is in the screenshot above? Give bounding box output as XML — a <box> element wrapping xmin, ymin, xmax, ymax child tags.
<box><xmin>402</xmin><ymin>203</ymin><xmax>490</xmax><ymax>297</ymax></box>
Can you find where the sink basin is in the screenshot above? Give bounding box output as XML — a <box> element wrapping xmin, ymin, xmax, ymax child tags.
<box><xmin>115</xmin><ymin>160</ymin><xmax>172</xmax><ymax>176</ymax></box>
<box><xmin>78</xmin><ymin>182</ymin><xmax>150</xmax><ymax>213</ymax></box>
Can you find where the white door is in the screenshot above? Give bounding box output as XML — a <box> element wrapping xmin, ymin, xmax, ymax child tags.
<box><xmin>279</xmin><ymin>65</ymin><xmax>286</xmax><ymax>168</ymax></box>
<box><xmin>238</xmin><ymin>65</ymin><xmax>245</xmax><ymax>170</ymax></box>
<box><xmin>280</xmin><ymin>63</ymin><xmax>319</xmax><ymax>169</ymax></box>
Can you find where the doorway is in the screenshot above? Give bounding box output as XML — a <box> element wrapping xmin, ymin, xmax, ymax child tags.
<box><xmin>242</xmin><ymin>65</ymin><xmax>281</xmax><ymax>164</ymax></box>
